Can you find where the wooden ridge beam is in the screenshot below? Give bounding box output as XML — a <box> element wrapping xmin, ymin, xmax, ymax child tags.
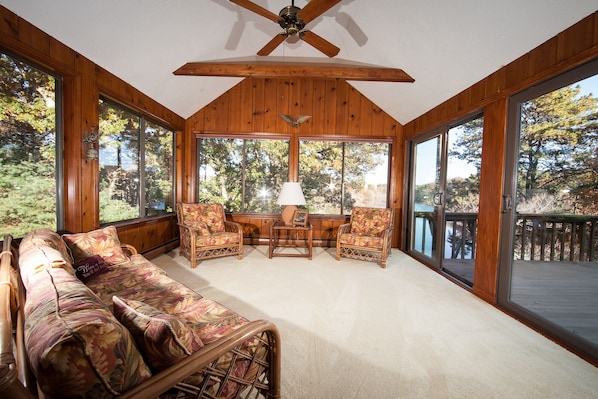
<box><xmin>173</xmin><ymin>62</ymin><xmax>414</xmax><ymax>83</ymax></box>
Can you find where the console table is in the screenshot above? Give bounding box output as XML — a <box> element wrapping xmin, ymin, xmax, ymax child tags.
<box><xmin>269</xmin><ymin>221</ymin><xmax>313</xmax><ymax>260</ymax></box>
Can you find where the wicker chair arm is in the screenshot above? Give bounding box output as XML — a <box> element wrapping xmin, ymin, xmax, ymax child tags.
<box><xmin>118</xmin><ymin>319</ymin><xmax>281</xmax><ymax>399</ymax></box>
<box><xmin>224</xmin><ymin>220</ymin><xmax>241</xmax><ymax>233</ymax></box>
<box><xmin>337</xmin><ymin>223</ymin><xmax>351</xmax><ymax>235</ymax></box>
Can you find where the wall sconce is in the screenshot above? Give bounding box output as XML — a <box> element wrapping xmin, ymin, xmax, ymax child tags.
<box><xmin>82</xmin><ymin>127</ymin><xmax>99</xmax><ymax>161</ymax></box>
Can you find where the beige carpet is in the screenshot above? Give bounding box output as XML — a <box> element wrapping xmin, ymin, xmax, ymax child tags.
<box><xmin>152</xmin><ymin>246</ymin><xmax>598</xmax><ymax>399</ymax></box>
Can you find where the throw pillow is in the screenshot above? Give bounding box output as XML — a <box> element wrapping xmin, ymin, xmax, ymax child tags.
<box><xmin>112</xmin><ymin>296</ymin><xmax>204</xmax><ymax>372</ymax></box>
<box><xmin>63</xmin><ymin>226</ymin><xmax>130</xmax><ymax>266</ymax></box>
<box><xmin>73</xmin><ymin>255</ymin><xmax>108</xmax><ymax>282</ymax></box>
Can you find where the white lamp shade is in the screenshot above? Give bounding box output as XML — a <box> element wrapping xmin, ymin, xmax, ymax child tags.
<box><xmin>276</xmin><ymin>182</ymin><xmax>306</xmax><ymax>205</ymax></box>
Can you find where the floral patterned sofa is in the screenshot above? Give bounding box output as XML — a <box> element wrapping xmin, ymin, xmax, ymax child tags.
<box><xmin>335</xmin><ymin>206</ymin><xmax>395</xmax><ymax>268</ymax></box>
<box><xmin>0</xmin><ymin>228</ymin><xmax>280</xmax><ymax>399</ymax></box>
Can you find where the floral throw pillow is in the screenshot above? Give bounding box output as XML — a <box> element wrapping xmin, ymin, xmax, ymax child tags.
<box><xmin>112</xmin><ymin>296</ymin><xmax>204</xmax><ymax>372</ymax></box>
<box><xmin>63</xmin><ymin>226</ymin><xmax>130</xmax><ymax>266</ymax></box>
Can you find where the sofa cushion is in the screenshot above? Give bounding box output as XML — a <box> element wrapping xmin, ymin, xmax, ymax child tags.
<box><xmin>63</xmin><ymin>226</ymin><xmax>130</xmax><ymax>266</ymax></box>
<box><xmin>23</xmin><ymin>267</ymin><xmax>152</xmax><ymax>399</ymax></box>
<box><xmin>19</xmin><ymin>228</ymin><xmax>72</xmax><ymax>261</ymax></box>
<box><xmin>113</xmin><ymin>296</ymin><xmax>204</xmax><ymax>372</ymax></box>
<box><xmin>18</xmin><ymin>229</ymin><xmax>75</xmax><ymax>288</ymax></box>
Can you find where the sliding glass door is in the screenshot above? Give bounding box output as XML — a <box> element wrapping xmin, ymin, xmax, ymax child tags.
<box><xmin>499</xmin><ymin>60</ymin><xmax>598</xmax><ymax>361</ymax></box>
<box><xmin>408</xmin><ymin>115</ymin><xmax>484</xmax><ymax>286</ymax></box>
<box><xmin>410</xmin><ymin>135</ymin><xmax>443</xmax><ymax>265</ymax></box>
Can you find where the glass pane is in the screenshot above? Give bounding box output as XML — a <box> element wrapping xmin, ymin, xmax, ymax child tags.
<box><xmin>509</xmin><ymin>74</ymin><xmax>598</xmax><ymax>346</ymax></box>
<box><xmin>299</xmin><ymin>141</ymin><xmax>344</xmax><ymax>214</ymax></box>
<box><xmin>443</xmin><ymin>116</ymin><xmax>484</xmax><ymax>285</ymax></box>
<box><xmin>0</xmin><ymin>53</ymin><xmax>57</xmax><ymax>237</ymax></box>
<box><xmin>299</xmin><ymin>140</ymin><xmax>390</xmax><ymax>215</ymax></box>
<box><xmin>198</xmin><ymin>138</ymin><xmax>289</xmax><ymax>213</ymax></box>
<box><xmin>411</xmin><ymin>136</ymin><xmax>441</xmax><ymax>260</ymax></box>
<box><xmin>144</xmin><ymin>120</ymin><xmax>174</xmax><ymax>216</ymax></box>
<box><xmin>343</xmin><ymin>142</ymin><xmax>390</xmax><ymax>211</ymax></box>
<box><xmin>99</xmin><ymin>100</ymin><xmax>140</xmax><ymax>223</ymax></box>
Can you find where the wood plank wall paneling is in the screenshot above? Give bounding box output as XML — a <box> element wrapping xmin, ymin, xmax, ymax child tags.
<box><xmin>0</xmin><ymin>5</ymin><xmax>184</xmax><ymax>255</ymax></box>
<box><xmin>404</xmin><ymin>11</ymin><xmax>598</xmax><ymax>304</ymax></box>
<box><xmin>184</xmin><ymin>77</ymin><xmax>403</xmax><ymax>246</ymax></box>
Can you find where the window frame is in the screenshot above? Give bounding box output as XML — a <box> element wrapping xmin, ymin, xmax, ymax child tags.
<box><xmin>196</xmin><ymin>133</ymin><xmax>394</xmax><ymax>216</ymax></box>
<box><xmin>196</xmin><ymin>133</ymin><xmax>292</xmax><ymax>214</ymax></box>
<box><xmin>298</xmin><ymin>135</ymin><xmax>393</xmax><ymax>215</ymax></box>
<box><xmin>0</xmin><ymin>50</ymin><xmax>65</xmax><ymax>234</ymax></box>
<box><xmin>98</xmin><ymin>96</ymin><xmax>176</xmax><ymax>224</ymax></box>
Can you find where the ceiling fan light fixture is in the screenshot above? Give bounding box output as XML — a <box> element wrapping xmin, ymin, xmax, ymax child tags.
<box><xmin>279</xmin><ymin>5</ymin><xmax>305</xmax><ymax>36</ymax></box>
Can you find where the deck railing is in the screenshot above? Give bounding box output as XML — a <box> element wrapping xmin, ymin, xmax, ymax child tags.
<box><xmin>516</xmin><ymin>214</ymin><xmax>598</xmax><ymax>262</ymax></box>
<box><xmin>414</xmin><ymin>212</ymin><xmax>597</xmax><ymax>263</ymax></box>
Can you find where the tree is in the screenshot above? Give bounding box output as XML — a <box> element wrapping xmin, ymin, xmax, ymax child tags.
<box><xmin>518</xmin><ymin>85</ymin><xmax>597</xmax><ymax>213</ymax></box>
<box><xmin>0</xmin><ymin>53</ymin><xmax>57</xmax><ymax>237</ymax></box>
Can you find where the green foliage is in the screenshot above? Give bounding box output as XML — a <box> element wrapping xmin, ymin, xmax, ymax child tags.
<box><xmin>518</xmin><ymin>84</ymin><xmax>597</xmax><ymax>214</ymax></box>
<box><xmin>300</xmin><ymin>141</ymin><xmax>389</xmax><ymax>214</ymax></box>
<box><xmin>0</xmin><ymin>53</ymin><xmax>57</xmax><ymax>237</ymax></box>
<box><xmin>199</xmin><ymin>138</ymin><xmax>289</xmax><ymax>213</ymax></box>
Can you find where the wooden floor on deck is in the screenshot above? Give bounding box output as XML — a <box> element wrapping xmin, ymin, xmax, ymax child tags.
<box><xmin>442</xmin><ymin>258</ymin><xmax>598</xmax><ymax>345</ymax></box>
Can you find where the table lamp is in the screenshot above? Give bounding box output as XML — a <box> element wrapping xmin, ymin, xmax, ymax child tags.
<box><xmin>277</xmin><ymin>182</ymin><xmax>306</xmax><ymax>225</ymax></box>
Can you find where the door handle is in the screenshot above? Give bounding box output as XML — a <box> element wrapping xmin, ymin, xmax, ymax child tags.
<box><xmin>433</xmin><ymin>192</ymin><xmax>443</xmax><ymax>206</ymax></box>
<box><xmin>502</xmin><ymin>195</ymin><xmax>512</xmax><ymax>213</ymax></box>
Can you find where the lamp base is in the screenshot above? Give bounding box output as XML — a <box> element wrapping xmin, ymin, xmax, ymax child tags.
<box><xmin>281</xmin><ymin>205</ymin><xmax>297</xmax><ymax>226</ymax></box>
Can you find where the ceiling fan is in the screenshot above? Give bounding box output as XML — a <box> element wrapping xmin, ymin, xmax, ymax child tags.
<box><xmin>230</xmin><ymin>0</ymin><xmax>341</xmax><ymax>57</ymax></box>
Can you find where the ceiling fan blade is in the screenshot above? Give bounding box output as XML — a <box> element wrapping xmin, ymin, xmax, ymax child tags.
<box><xmin>229</xmin><ymin>0</ymin><xmax>280</xmax><ymax>22</ymax></box>
<box><xmin>298</xmin><ymin>0</ymin><xmax>341</xmax><ymax>24</ymax></box>
<box><xmin>300</xmin><ymin>30</ymin><xmax>340</xmax><ymax>58</ymax></box>
<box><xmin>257</xmin><ymin>33</ymin><xmax>287</xmax><ymax>56</ymax></box>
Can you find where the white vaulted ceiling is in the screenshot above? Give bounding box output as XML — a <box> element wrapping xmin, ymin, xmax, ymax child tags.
<box><xmin>1</xmin><ymin>0</ymin><xmax>596</xmax><ymax>124</ymax></box>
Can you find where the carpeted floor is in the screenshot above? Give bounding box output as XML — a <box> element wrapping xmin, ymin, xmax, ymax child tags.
<box><xmin>152</xmin><ymin>246</ymin><xmax>598</xmax><ymax>399</ymax></box>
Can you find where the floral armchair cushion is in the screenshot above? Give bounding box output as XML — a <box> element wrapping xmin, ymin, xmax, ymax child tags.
<box><xmin>349</xmin><ymin>207</ymin><xmax>393</xmax><ymax>237</ymax></box>
<box><xmin>178</xmin><ymin>203</ymin><xmax>226</xmax><ymax>233</ymax></box>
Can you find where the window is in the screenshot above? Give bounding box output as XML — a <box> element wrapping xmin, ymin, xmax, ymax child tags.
<box><xmin>198</xmin><ymin>137</ymin><xmax>289</xmax><ymax>213</ymax></box>
<box><xmin>99</xmin><ymin>99</ymin><xmax>174</xmax><ymax>223</ymax></box>
<box><xmin>299</xmin><ymin>140</ymin><xmax>390</xmax><ymax>214</ymax></box>
<box><xmin>0</xmin><ymin>52</ymin><xmax>62</xmax><ymax>237</ymax></box>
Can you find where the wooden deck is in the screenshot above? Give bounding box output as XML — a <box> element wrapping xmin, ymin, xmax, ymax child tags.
<box><xmin>442</xmin><ymin>259</ymin><xmax>598</xmax><ymax>345</ymax></box>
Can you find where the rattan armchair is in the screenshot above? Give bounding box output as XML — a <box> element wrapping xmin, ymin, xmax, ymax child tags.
<box><xmin>176</xmin><ymin>203</ymin><xmax>243</xmax><ymax>268</ymax></box>
<box><xmin>336</xmin><ymin>207</ymin><xmax>395</xmax><ymax>268</ymax></box>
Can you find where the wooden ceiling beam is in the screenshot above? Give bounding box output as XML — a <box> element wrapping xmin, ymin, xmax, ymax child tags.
<box><xmin>173</xmin><ymin>62</ymin><xmax>414</xmax><ymax>83</ymax></box>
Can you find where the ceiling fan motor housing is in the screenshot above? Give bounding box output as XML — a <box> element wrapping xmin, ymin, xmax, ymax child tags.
<box><xmin>278</xmin><ymin>5</ymin><xmax>305</xmax><ymax>35</ymax></box>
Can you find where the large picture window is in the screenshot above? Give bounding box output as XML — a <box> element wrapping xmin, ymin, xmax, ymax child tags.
<box><xmin>99</xmin><ymin>99</ymin><xmax>174</xmax><ymax>223</ymax></box>
<box><xmin>0</xmin><ymin>52</ymin><xmax>62</xmax><ymax>237</ymax></box>
<box><xmin>198</xmin><ymin>137</ymin><xmax>290</xmax><ymax>213</ymax></box>
<box><xmin>299</xmin><ymin>140</ymin><xmax>390</xmax><ymax>215</ymax></box>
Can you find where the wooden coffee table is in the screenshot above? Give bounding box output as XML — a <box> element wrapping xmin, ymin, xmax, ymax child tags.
<box><xmin>269</xmin><ymin>221</ymin><xmax>313</xmax><ymax>260</ymax></box>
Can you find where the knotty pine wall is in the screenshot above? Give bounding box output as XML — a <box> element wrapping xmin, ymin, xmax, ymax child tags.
<box><xmin>0</xmin><ymin>5</ymin><xmax>184</xmax><ymax>255</ymax></box>
<box><xmin>182</xmin><ymin>77</ymin><xmax>404</xmax><ymax>247</ymax></box>
<box><xmin>404</xmin><ymin>11</ymin><xmax>598</xmax><ymax>303</ymax></box>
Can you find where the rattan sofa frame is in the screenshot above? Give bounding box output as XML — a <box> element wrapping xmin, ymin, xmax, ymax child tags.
<box><xmin>0</xmin><ymin>234</ymin><xmax>281</xmax><ymax>399</ymax></box>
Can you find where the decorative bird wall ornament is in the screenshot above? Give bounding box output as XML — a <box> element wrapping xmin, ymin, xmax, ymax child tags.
<box><xmin>279</xmin><ymin>114</ymin><xmax>312</xmax><ymax>127</ymax></box>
